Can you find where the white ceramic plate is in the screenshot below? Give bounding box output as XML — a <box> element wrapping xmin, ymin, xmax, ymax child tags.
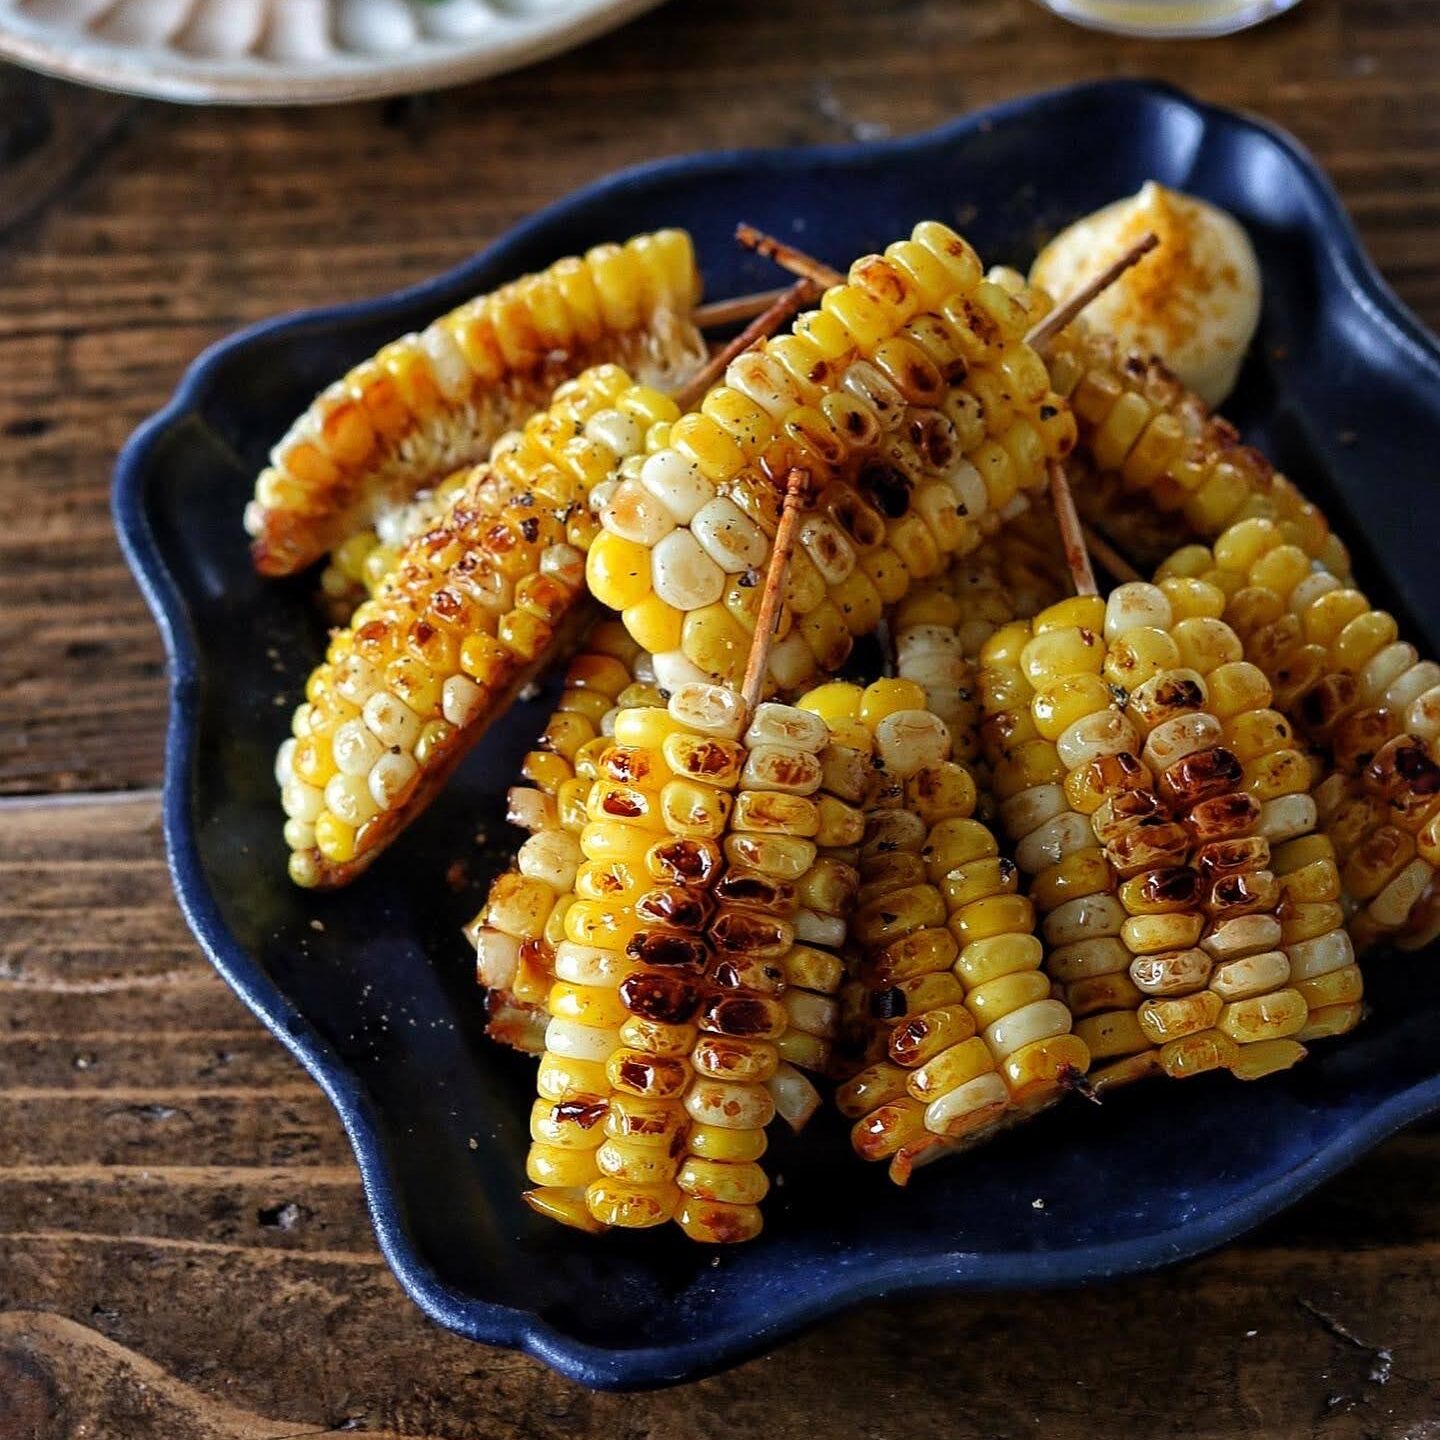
<box><xmin>0</xmin><ymin>0</ymin><xmax>663</xmax><ymax>104</ymax></box>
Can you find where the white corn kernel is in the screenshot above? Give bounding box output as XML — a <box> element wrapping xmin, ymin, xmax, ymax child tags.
<box><xmin>584</xmin><ymin>408</ymin><xmax>644</xmax><ymax>458</ymax></box>
<box><xmin>363</xmin><ymin>691</ymin><xmax>422</xmax><ymax>749</ymax></box>
<box><xmin>475</xmin><ymin>928</ymin><xmax>520</xmax><ymax>989</ymax></box>
<box><xmin>1105</xmin><ymin>583</ymin><xmax>1172</xmax><ymax>641</ymax></box>
<box><xmin>726</xmin><ymin>351</ymin><xmax>802</xmax><ymax>418</ymax></box>
<box><xmin>325</xmin><ymin>771</ymin><xmax>381</xmax><ymax>827</ymax></box>
<box><xmin>441</xmin><ymin>674</ymin><xmax>484</xmax><ymax>728</ymax></box>
<box><xmin>544</xmin><ymin>1018</ymin><xmax>616</xmax><ymax>1063</ymax></box>
<box><xmin>368</xmin><ymin>750</ymin><xmax>419</xmax><ymax>811</ymax></box>
<box><xmin>1143</xmin><ymin>711</ymin><xmax>1223</xmax><ymax>770</ymax></box>
<box><xmin>651</xmin><ymin>528</ymin><xmax>725</xmax><ymax>609</ymax></box>
<box><xmin>875</xmin><ymin>710</ymin><xmax>951</xmax><ymax>778</ymax></box>
<box><xmin>1256</xmin><ymin>793</ymin><xmax>1316</xmax><ymax>842</ymax></box>
<box><xmin>275</xmin><ymin>737</ymin><xmax>297</xmax><ymax>785</ymax></box>
<box><xmin>602</xmin><ymin>478</ymin><xmax>677</xmax><ymax>546</ymax></box>
<box><xmin>691</xmin><ymin>496</ymin><xmax>768</xmax><ymax>574</ymax></box>
<box><xmin>669</xmin><ymin>681</ymin><xmax>745</xmax><ymax>738</ymax></box>
<box><xmin>1056</xmin><ymin>710</ymin><xmax>1139</xmax><ymax>771</ymax></box>
<box><xmin>553</xmin><ymin>941</ymin><xmax>629</xmax><ymax>987</ymax></box>
<box><xmin>333</xmin><ymin>719</ymin><xmax>384</xmax><ymax>777</ymax></box>
<box><xmin>1286</xmin><ymin>929</ymin><xmax>1354</xmax><ymax>979</ymax></box>
<box><xmin>745</xmin><ymin>703</ymin><xmax>829</xmax><ymax>752</ymax></box>
<box><xmin>518</xmin><ymin>830</ymin><xmax>582</xmax><ymax>891</ymax></box>
<box><xmin>640</xmin><ymin>448</ymin><xmax>713</xmax><ymax>523</ymax></box>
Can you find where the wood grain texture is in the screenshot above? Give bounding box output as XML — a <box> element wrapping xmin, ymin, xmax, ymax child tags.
<box><xmin>4</xmin><ymin>797</ymin><xmax>1440</xmax><ymax>1438</ymax></box>
<box><xmin>3</xmin><ymin>0</ymin><xmax>1440</xmax><ymax>795</ymax></box>
<box><xmin>4</xmin><ymin>0</ymin><xmax>1440</xmax><ymax>1433</ymax></box>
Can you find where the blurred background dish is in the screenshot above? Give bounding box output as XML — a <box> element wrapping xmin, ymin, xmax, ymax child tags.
<box><xmin>1030</xmin><ymin>0</ymin><xmax>1302</xmax><ymax>37</ymax></box>
<box><xmin>0</xmin><ymin>0</ymin><xmax>664</xmax><ymax>104</ymax></box>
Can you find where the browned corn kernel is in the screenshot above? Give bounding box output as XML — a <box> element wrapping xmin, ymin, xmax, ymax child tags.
<box><xmin>1046</xmin><ymin>324</ymin><xmax>1348</xmax><ymax>576</ymax></box>
<box><xmin>278</xmin><ymin>365</ymin><xmax>684</xmax><ymax>888</ymax></box>
<box><xmin>469</xmin><ymin>627</ymin><xmax>648</xmax><ymax>1052</ymax></box>
<box><xmin>599</xmin><ymin>222</ymin><xmax>1072</xmax><ymax>697</ymax></box>
<box><xmin>840</xmin><ymin>675</ymin><xmax>1086</xmax><ymax>1184</ymax></box>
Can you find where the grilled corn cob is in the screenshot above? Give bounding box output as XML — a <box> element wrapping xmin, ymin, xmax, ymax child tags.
<box><xmin>1112</xmin><ymin>581</ymin><xmax>1313</xmax><ymax>1073</ymax></box>
<box><xmin>590</xmin><ymin>222</ymin><xmax>1075</xmax><ymax>694</ymax></box>
<box><xmin>1162</xmin><ymin>514</ymin><xmax>1424</xmax><ymax>976</ymax></box>
<box><xmin>978</xmin><ymin>613</ymin><xmax>1153</xmax><ymax>1088</ymax></box>
<box><xmin>248</xmin><ymin>230</ymin><xmax>705</xmax><ymax>576</ymax></box>
<box><xmin>834</xmin><ymin>679</ymin><xmax>1088</xmax><ymax>1183</ymax></box>
<box><xmin>672</xmin><ymin>697</ymin><xmax>860</xmax><ymax>1242</ymax></box>
<box><xmin>524</xmin><ymin>683</ymin><xmax>858</xmax><ymax>1238</ymax></box>
<box><xmin>277</xmin><ymin>363</ymin><xmax>682</xmax><ymax>888</ymax></box>
<box><xmin>467</xmin><ymin>624</ymin><xmax>656</xmax><ymax>1052</ymax></box>
<box><xmin>1044</xmin><ymin>324</ymin><xmax>1348</xmax><ymax>577</ymax></box>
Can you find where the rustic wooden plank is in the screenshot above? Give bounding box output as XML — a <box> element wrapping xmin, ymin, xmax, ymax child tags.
<box><xmin>2</xmin><ymin>0</ymin><xmax>1439</xmax><ymax>796</ymax></box>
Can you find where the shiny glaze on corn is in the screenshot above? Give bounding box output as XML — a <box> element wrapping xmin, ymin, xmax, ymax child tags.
<box><xmin>248</xmin><ymin>230</ymin><xmax>704</xmax><ymax>577</ymax></box>
<box><xmin>588</xmin><ymin>222</ymin><xmax>1076</xmax><ymax>696</ymax></box>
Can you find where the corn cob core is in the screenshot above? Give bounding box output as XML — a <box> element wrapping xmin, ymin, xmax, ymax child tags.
<box><xmin>978</xmin><ymin>617</ymin><xmax>1153</xmax><ymax>1089</ymax></box>
<box><xmin>278</xmin><ymin>364</ymin><xmax>683</xmax><ymax>887</ymax></box>
<box><xmin>832</xmin><ymin>679</ymin><xmax>1088</xmax><ymax>1185</ymax></box>
<box><xmin>467</xmin><ymin>624</ymin><xmax>655</xmax><ymax>1052</ymax></box>
<box><xmin>1044</xmin><ymin>324</ymin><xmax>1349</xmax><ymax>577</ymax></box>
<box><xmin>248</xmin><ymin>229</ymin><xmax>705</xmax><ymax>576</ymax></box>
<box><xmin>588</xmin><ymin>222</ymin><xmax>1075</xmax><ymax>698</ymax></box>
<box><xmin>1161</xmin><ymin>517</ymin><xmax>1406</xmax><ymax>990</ymax></box>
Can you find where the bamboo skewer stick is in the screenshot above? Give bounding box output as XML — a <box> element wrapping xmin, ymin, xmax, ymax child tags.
<box><xmin>1024</xmin><ymin>233</ymin><xmax>1159</xmax><ymax>352</ymax></box>
<box><xmin>1047</xmin><ymin>461</ymin><xmax>1098</xmax><ymax>598</ymax></box>
<box><xmin>1081</xmin><ymin>523</ymin><xmax>1145</xmax><ymax>585</ymax></box>
<box><xmin>693</xmin><ymin>286</ymin><xmax>793</xmax><ymax>329</ymax></box>
<box><xmin>738</xmin><ymin>468</ymin><xmax>811</xmax><ymax>725</ymax></box>
<box><xmin>675</xmin><ymin>278</ymin><xmax>818</xmax><ymax>410</ymax></box>
<box><xmin>735</xmin><ymin>225</ymin><xmax>842</xmax><ymax>288</ymax></box>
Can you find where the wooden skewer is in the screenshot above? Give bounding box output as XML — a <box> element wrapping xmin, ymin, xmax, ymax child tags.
<box><xmin>735</xmin><ymin>224</ymin><xmax>843</xmax><ymax>289</ymax></box>
<box><xmin>1047</xmin><ymin>461</ymin><xmax>1098</xmax><ymax>598</ymax></box>
<box><xmin>693</xmin><ymin>286</ymin><xmax>792</xmax><ymax>329</ymax></box>
<box><xmin>736</xmin><ymin>224</ymin><xmax>1157</xmax><ymax>361</ymax></box>
<box><xmin>739</xmin><ymin>467</ymin><xmax>811</xmax><ymax>724</ymax></box>
<box><xmin>1081</xmin><ymin>523</ymin><xmax>1144</xmax><ymax>586</ymax></box>
<box><xmin>673</xmin><ymin>278</ymin><xmax>818</xmax><ymax>410</ymax></box>
<box><xmin>1024</xmin><ymin>232</ymin><xmax>1159</xmax><ymax>353</ymax></box>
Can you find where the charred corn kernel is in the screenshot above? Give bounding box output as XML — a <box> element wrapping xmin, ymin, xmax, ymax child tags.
<box><xmin>838</xmin><ymin>665</ymin><xmax>1085</xmax><ymax>1182</ymax></box>
<box><xmin>250</xmin><ymin>231</ymin><xmax>703</xmax><ymax>578</ymax></box>
<box><xmin>282</xmin><ymin>364</ymin><xmax>672</xmax><ymax>889</ymax></box>
<box><xmin>1188</xmin><ymin>517</ymin><xmax>1429</xmax><ymax>963</ymax></box>
<box><xmin>603</xmin><ymin>223</ymin><xmax>1062</xmax><ymax>691</ymax></box>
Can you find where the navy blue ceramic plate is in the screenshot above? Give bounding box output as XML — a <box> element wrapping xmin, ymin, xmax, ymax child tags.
<box><xmin>114</xmin><ymin>79</ymin><xmax>1440</xmax><ymax>1390</ymax></box>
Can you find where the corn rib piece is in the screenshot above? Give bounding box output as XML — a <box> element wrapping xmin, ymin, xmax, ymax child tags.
<box><xmin>248</xmin><ymin>230</ymin><xmax>705</xmax><ymax>576</ymax></box>
<box><xmin>466</xmin><ymin>624</ymin><xmax>657</xmax><ymax>1053</ymax></box>
<box><xmin>1162</xmin><ymin>515</ymin><xmax>1426</xmax><ymax>975</ymax></box>
<box><xmin>523</xmin><ymin>684</ymin><xmax>861</xmax><ymax>1239</ymax></box>
<box><xmin>978</xmin><ymin>614</ymin><xmax>1156</xmax><ymax>1089</ymax></box>
<box><xmin>1045</xmin><ymin>324</ymin><xmax>1348</xmax><ymax>577</ymax></box>
<box><xmin>589</xmin><ymin>222</ymin><xmax>1075</xmax><ymax>695</ymax></box>
<box><xmin>277</xmin><ymin>365</ymin><xmax>683</xmax><ymax>888</ymax></box>
<box><xmin>833</xmin><ymin>679</ymin><xmax>1089</xmax><ymax>1184</ymax></box>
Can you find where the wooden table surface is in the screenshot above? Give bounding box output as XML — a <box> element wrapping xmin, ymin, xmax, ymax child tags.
<box><xmin>3</xmin><ymin>0</ymin><xmax>1440</xmax><ymax>1434</ymax></box>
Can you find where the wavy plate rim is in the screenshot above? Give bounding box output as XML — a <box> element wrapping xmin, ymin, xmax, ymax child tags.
<box><xmin>112</xmin><ymin>77</ymin><xmax>1440</xmax><ymax>1390</ymax></box>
